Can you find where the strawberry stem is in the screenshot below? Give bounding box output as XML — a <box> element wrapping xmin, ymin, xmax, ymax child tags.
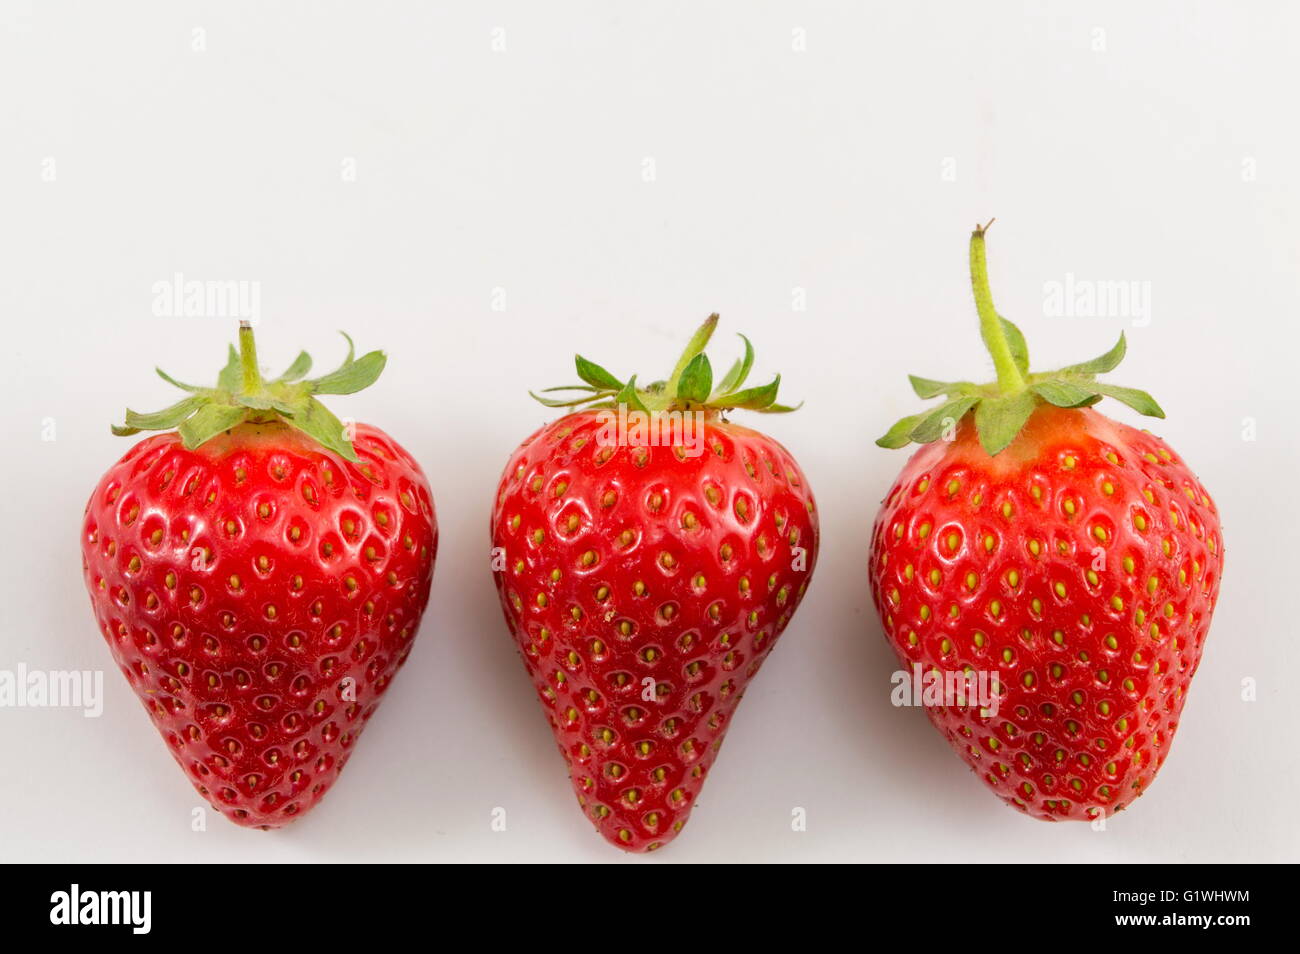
<box><xmin>666</xmin><ymin>313</ymin><xmax>719</xmax><ymax>399</ymax></box>
<box><xmin>970</xmin><ymin>221</ymin><xmax>1026</xmax><ymax>396</ymax></box>
<box><xmin>238</xmin><ymin>320</ymin><xmax>262</xmax><ymax>392</ymax></box>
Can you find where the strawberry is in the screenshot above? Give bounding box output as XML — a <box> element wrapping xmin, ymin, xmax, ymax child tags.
<box><xmin>490</xmin><ymin>316</ymin><xmax>818</xmax><ymax>851</ymax></box>
<box><xmin>81</xmin><ymin>323</ymin><xmax>437</xmax><ymax>828</ymax></box>
<box><xmin>870</xmin><ymin>222</ymin><xmax>1223</xmax><ymax>822</ymax></box>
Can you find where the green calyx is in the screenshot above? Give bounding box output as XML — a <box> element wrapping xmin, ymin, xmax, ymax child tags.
<box><xmin>112</xmin><ymin>322</ymin><xmax>385</xmax><ymax>462</ymax></box>
<box><xmin>530</xmin><ymin>313</ymin><xmax>801</xmax><ymax>416</ymax></box>
<box><xmin>878</xmin><ymin>221</ymin><xmax>1165</xmax><ymax>456</ymax></box>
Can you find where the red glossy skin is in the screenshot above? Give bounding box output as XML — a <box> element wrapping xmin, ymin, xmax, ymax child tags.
<box><xmin>869</xmin><ymin>405</ymin><xmax>1222</xmax><ymax>820</ymax></box>
<box><xmin>490</xmin><ymin>410</ymin><xmax>818</xmax><ymax>851</ymax></box>
<box><xmin>81</xmin><ymin>421</ymin><xmax>437</xmax><ymax>828</ymax></box>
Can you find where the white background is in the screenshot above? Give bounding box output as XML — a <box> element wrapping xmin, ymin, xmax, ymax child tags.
<box><xmin>1</xmin><ymin>1</ymin><xmax>1296</xmax><ymax>863</ymax></box>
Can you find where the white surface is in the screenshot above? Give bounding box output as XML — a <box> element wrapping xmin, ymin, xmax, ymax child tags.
<box><xmin>1</xmin><ymin>1</ymin><xmax>1296</xmax><ymax>864</ymax></box>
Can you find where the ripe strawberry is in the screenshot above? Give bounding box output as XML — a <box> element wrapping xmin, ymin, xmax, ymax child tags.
<box><xmin>490</xmin><ymin>316</ymin><xmax>818</xmax><ymax>851</ymax></box>
<box><xmin>870</xmin><ymin>222</ymin><xmax>1223</xmax><ymax>822</ymax></box>
<box><xmin>81</xmin><ymin>323</ymin><xmax>437</xmax><ymax>828</ymax></box>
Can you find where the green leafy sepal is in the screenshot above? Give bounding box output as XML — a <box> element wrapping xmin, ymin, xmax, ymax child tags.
<box><xmin>530</xmin><ymin>314</ymin><xmax>801</xmax><ymax>416</ymax></box>
<box><xmin>877</xmin><ymin>222</ymin><xmax>1164</xmax><ymax>456</ymax></box>
<box><xmin>112</xmin><ymin>323</ymin><xmax>384</xmax><ymax>462</ymax></box>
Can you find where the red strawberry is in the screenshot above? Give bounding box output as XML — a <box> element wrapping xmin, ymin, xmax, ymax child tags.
<box><xmin>490</xmin><ymin>316</ymin><xmax>818</xmax><ymax>851</ymax></box>
<box><xmin>870</xmin><ymin>222</ymin><xmax>1223</xmax><ymax>822</ymax></box>
<box><xmin>81</xmin><ymin>323</ymin><xmax>436</xmax><ymax>828</ymax></box>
